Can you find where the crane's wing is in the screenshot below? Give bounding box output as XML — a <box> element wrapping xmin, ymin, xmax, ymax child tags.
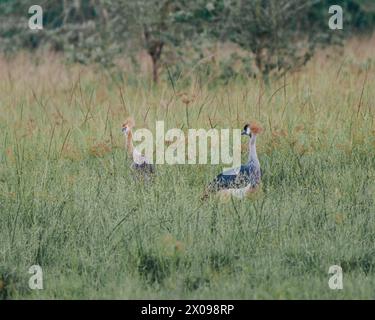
<box><xmin>130</xmin><ymin>150</ymin><xmax>155</xmax><ymax>174</ymax></box>
<box><xmin>207</xmin><ymin>165</ymin><xmax>258</xmax><ymax>192</ymax></box>
<box><xmin>131</xmin><ymin>161</ymin><xmax>155</xmax><ymax>174</ymax></box>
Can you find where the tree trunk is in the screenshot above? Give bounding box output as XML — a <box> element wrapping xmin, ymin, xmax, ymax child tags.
<box><xmin>144</xmin><ymin>25</ymin><xmax>164</xmax><ymax>84</ymax></box>
<box><xmin>149</xmin><ymin>41</ymin><xmax>164</xmax><ymax>84</ymax></box>
<box><xmin>151</xmin><ymin>55</ymin><xmax>159</xmax><ymax>84</ymax></box>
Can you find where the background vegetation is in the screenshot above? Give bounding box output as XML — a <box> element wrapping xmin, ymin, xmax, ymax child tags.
<box><xmin>0</xmin><ymin>0</ymin><xmax>374</xmax><ymax>299</ymax></box>
<box><xmin>1</xmin><ymin>0</ymin><xmax>375</xmax><ymax>82</ymax></box>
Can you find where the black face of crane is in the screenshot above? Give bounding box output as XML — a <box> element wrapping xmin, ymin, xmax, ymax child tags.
<box><xmin>241</xmin><ymin>124</ymin><xmax>252</xmax><ymax>138</ymax></box>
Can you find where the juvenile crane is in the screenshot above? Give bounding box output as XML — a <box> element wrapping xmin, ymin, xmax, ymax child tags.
<box><xmin>203</xmin><ymin>122</ymin><xmax>263</xmax><ymax>200</ymax></box>
<box><xmin>121</xmin><ymin>118</ymin><xmax>155</xmax><ymax>176</ymax></box>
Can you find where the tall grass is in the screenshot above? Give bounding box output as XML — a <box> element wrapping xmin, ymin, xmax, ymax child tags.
<box><xmin>0</xmin><ymin>38</ymin><xmax>374</xmax><ymax>299</ymax></box>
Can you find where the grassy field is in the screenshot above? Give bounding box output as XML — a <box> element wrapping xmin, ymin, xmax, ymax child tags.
<box><xmin>0</xmin><ymin>38</ymin><xmax>375</xmax><ymax>299</ymax></box>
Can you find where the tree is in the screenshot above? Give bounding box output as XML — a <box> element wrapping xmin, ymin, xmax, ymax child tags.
<box><xmin>224</xmin><ymin>0</ymin><xmax>328</xmax><ymax>81</ymax></box>
<box><xmin>119</xmin><ymin>0</ymin><xmax>211</xmax><ymax>83</ymax></box>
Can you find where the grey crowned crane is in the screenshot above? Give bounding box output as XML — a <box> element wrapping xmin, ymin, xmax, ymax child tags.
<box><xmin>203</xmin><ymin>122</ymin><xmax>263</xmax><ymax>200</ymax></box>
<box><xmin>121</xmin><ymin>118</ymin><xmax>155</xmax><ymax>177</ymax></box>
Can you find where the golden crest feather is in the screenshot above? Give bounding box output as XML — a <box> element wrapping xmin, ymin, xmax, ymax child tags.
<box><xmin>122</xmin><ymin>117</ymin><xmax>135</xmax><ymax>129</ymax></box>
<box><xmin>250</xmin><ymin>122</ymin><xmax>263</xmax><ymax>134</ymax></box>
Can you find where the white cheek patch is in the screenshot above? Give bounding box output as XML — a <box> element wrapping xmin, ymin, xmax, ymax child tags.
<box><xmin>246</xmin><ymin>127</ymin><xmax>251</xmax><ymax>135</ymax></box>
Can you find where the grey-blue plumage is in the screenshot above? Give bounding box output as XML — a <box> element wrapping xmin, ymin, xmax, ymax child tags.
<box><xmin>207</xmin><ymin>160</ymin><xmax>261</xmax><ymax>192</ymax></box>
<box><xmin>131</xmin><ymin>162</ymin><xmax>155</xmax><ymax>174</ymax></box>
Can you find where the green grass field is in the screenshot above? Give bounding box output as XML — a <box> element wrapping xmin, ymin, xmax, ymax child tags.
<box><xmin>0</xmin><ymin>41</ymin><xmax>375</xmax><ymax>299</ymax></box>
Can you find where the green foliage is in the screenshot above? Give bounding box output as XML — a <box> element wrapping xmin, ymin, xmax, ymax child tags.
<box><xmin>1</xmin><ymin>0</ymin><xmax>375</xmax><ymax>80</ymax></box>
<box><xmin>220</xmin><ymin>1</ymin><xmax>330</xmax><ymax>80</ymax></box>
